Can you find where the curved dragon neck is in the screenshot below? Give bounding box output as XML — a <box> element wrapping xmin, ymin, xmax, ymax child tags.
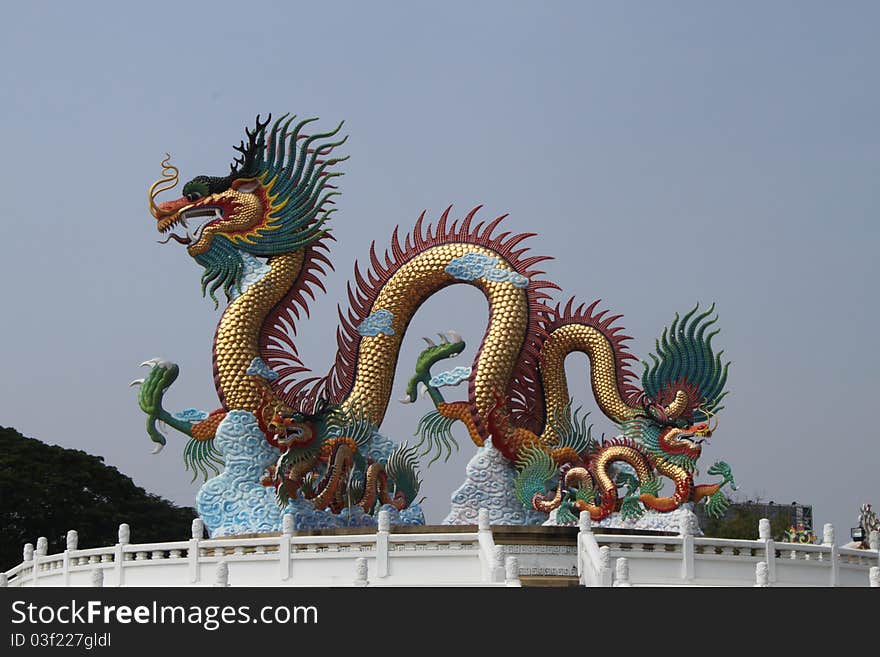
<box><xmin>342</xmin><ymin>243</ymin><xmax>530</xmax><ymax>433</ymax></box>
<box><xmin>213</xmin><ymin>251</ymin><xmax>305</xmax><ymax>410</ymax></box>
<box><xmin>539</xmin><ymin>324</ymin><xmax>642</xmax><ymax>442</ymax></box>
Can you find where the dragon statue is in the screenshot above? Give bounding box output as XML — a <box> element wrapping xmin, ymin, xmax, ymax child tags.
<box><xmin>783</xmin><ymin>524</ymin><xmax>817</xmax><ymax>544</ymax></box>
<box><xmin>135</xmin><ymin>113</ymin><xmax>737</xmax><ymax>536</ymax></box>
<box><xmin>855</xmin><ymin>503</ymin><xmax>880</xmax><ymax>547</ymax></box>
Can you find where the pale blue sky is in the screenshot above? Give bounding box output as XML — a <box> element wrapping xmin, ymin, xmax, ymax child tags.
<box><xmin>1</xmin><ymin>1</ymin><xmax>877</xmax><ymax>539</ymax></box>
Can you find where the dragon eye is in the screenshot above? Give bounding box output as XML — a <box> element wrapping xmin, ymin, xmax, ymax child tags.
<box><xmin>182</xmin><ymin>178</ymin><xmax>210</xmax><ymax>202</ymax></box>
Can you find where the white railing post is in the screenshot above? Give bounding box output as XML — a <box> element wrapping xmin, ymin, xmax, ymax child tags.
<box><xmin>376</xmin><ymin>510</ymin><xmax>390</xmax><ymax>579</ymax></box>
<box><xmin>870</xmin><ymin>567</ymin><xmax>879</xmax><ymax>587</ymax></box>
<box><xmin>189</xmin><ymin>518</ymin><xmax>203</xmax><ymax>585</ymax></box>
<box><xmin>115</xmin><ymin>523</ymin><xmax>129</xmax><ymax>587</ymax></box>
<box><xmin>477</xmin><ymin>508</ymin><xmax>498</xmax><ymax>582</ymax></box>
<box><xmin>754</xmin><ymin>561</ymin><xmax>769</xmax><ymax>587</ymax></box>
<box><xmin>491</xmin><ymin>546</ymin><xmax>506</xmax><ymax>583</ymax></box>
<box><xmin>90</xmin><ymin>567</ymin><xmax>103</xmax><ymax>588</ymax></box>
<box><xmin>0</xmin><ymin>573</ymin><xmax>7</xmax><ymax>587</ymax></box>
<box><xmin>577</xmin><ymin>512</ymin><xmax>590</xmax><ymax>584</ymax></box>
<box><xmin>505</xmin><ymin>556</ymin><xmax>521</xmax><ymax>587</ymax></box>
<box><xmin>33</xmin><ymin>537</ymin><xmax>47</xmax><ymax>586</ymax></box>
<box><xmin>22</xmin><ymin>543</ymin><xmax>33</xmax><ymax>585</ymax></box>
<box><xmin>759</xmin><ymin>518</ymin><xmax>776</xmax><ymax>584</ymax></box>
<box><xmin>214</xmin><ymin>561</ymin><xmax>229</xmax><ymax>587</ymax></box>
<box><xmin>614</xmin><ymin>557</ymin><xmax>631</xmax><ymax>587</ymax></box>
<box><xmin>354</xmin><ymin>557</ymin><xmax>369</xmax><ymax>587</ymax></box>
<box><xmin>577</xmin><ymin>511</ymin><xmax>603</xmax><ymax>586</ymax></box>
<box><xmin>478</xmin><ymin>507</ymin><xmax>490</xmax><ymax>532</ymax></box>
<box><xmin>577</xmin><ymin>512</ymin><xmax>610</xmax><ymax>587</ymax></box>
<box><xmin>680</xmin><ymin>511</ymin><xmax>695</xmax><ymax>583</ymax></box>
<box><xmin>598</xmin><ymin>546</ymin><xmax>612</xmax><ymax>587</ymax></box>
<box><xmin>64</xmin><ymin>530</ymin><xmax>78</xmax><ymax>586</ymax></box>
<box><xmin>822</xmin><ymin>523</ymin><xmax>838</xmax><ymax>587</ymax></box>
<box><xmin>280</xmin><ymin>513</ymin><xmax>293</xmax><ymax>582</ymax></box>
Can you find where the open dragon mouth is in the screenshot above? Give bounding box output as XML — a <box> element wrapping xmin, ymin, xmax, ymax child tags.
<box><xmin>677</xmin><ymin>430</ymin><xmax>710</xmax><ymax>448</ymax></box>
<box><xmin>158</xmin><ymin>207</ymin><xmax>222</xmax><ymax>245</ymax></box>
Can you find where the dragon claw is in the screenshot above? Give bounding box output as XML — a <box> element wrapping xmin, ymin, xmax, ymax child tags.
<box><xmin>151</xmin><ymin>443</ymin><xmax>165</xmax><ymax>455</ymax></box>
<box><xmin>437</xmin><ymin>332</ymin><xmax>449</xmax><ymax>344</ymax></box>
<box><xmin>445</xmin><ymin>330</ymin><xmax>462</xmax><ymax>343</ymax></box>
<box><xmin>421</xmin><ymin>337</ymin><xmax>436</xmax><ymax>347</ymax></box>
<box><xmin>129</xmin><ymin>378</ymin><xmax>145</xmax><ymax>387</ymax></box>
<box><xmin>399</xmin><ymin>395</ymin><xmax>413</xmax><ymax>404</ymax></box>
<box><xmin>141</xmin><ymin>358</ymin><xmax>173</xmax><ymax>369</ymax></box>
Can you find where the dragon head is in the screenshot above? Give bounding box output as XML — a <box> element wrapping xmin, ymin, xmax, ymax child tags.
<box><xmin>656</xmin><ymin>419</ymin><xmax>714</xmax><ymax>462</ymax></box>
<box><xmin>268</xmin><ymin>413</ymin><xmax>318</xmax><ymax>451</ymax></box>
<box><xmin>148</xmin><ymin>113</ymin><xmax>347</xmax><ymax>304</ymax></box>
<box><xmin>622</xmin><ymin>304</ymin><xmax>729</xmax><ymax>471</ymax></box>
<box><xmin>640</xmin><ymin>303</ymin><xmax>729</xmax><ymax>425</ymax></box>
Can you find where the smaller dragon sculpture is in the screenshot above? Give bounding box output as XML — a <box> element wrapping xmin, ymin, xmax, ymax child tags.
<box><xmin>439</xmin><ymin>304</ymin><xmax>740</xmax><ymax>525</ymax></box>
<box><xmin>783</xmin><ymin>525</ymin><xmax>817</xmax><ymax>544</ymax></box>
<box><xmin>254</xmin><ymin>385</ymin><xmax>421</xmax><ymax>515</ymax></box>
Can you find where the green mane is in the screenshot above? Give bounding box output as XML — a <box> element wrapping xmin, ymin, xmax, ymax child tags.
<box><xmin>641</xmin><ymin>303</ymin><xmax>730</xmax><ymax>424</ymax></box>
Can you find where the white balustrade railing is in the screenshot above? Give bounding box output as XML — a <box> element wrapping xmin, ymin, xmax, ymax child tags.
<box><xmin>3</xmin><ymin>510</ymin><xmax>516</xmax><ymax>588</ymax></box>
<box><xmin>4</xmin><ymin>512</ymin><xmax>878</xmax><ymax>587</ymax></box>
<box><xmin>574</xmin><ymin>513</ymin><xmax>878</xmax><ymax>587</ymax></box>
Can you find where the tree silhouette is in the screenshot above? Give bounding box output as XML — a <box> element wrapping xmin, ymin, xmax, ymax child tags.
<box><xmin>0</xmin><ymin>426</ymin><xmax>196</xmax><ymax>571</ymax></box>
<box><xmin>701</xmin><ymin>500</ymin><xmax>794</xmax><ymax>540</ymax></box>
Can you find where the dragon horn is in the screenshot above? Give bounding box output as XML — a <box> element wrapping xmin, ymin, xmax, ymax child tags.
<box><xmin>663</xmin><ymin>389</ymin><xmax>689</xmax><ymax>421</ymax></box>
<box><xmin>708</xmin><ymin>407</ymin><xmax>719</xmax><ymax>433</ymax></box>
<box><xmin>149</xmin><ymin>154</ymin><xmax>180</xmax><ymax>219</ymax></box>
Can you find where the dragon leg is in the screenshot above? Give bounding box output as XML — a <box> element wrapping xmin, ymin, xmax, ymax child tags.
<box><xmin>357</xmin><ymin>463</ymin><xmax>382</xmax><ymax>513</ymax></box>
<box><xmin>311</xmin><ymin>442</ymin><xmax>355</xmax><ymax>511</ymax></box>
<box><xmin>277</xmin><ymin>457</ymin><xmax>319</xmax><ymax>501</ymax></box>
<box><xmin>133</xmin><ymin>359</ymin><xmax>195</xmax><ymax>447</ymax></box>
<box><xmin>133</xmin><ymin>359</ymin><xmax>226</xmax><ymax>480</ymax></box>
<box><xmin>437</xmin><ymin>402</ymin><xmax>482</xmax><ymax>444</ymax></box>
<box><xmin>694</xmin><ymin>461</ymin><xmax>737</xmax><ymax>518</ymax></box>
<box><xmin>692</xmin><ymin>483</ymin><xmax>721</xmax><ymax>503</ymax></box>
<box><xmin>638</xmin><ymin>461</ymin><xmax>693</xmax><ymax>513</ymax></box>
<box><xmin>358</xmin><ymin>463</ymin><xmax>407</xmax><ymax>513</ymax></box>
<box><xmin>402</xmin><ymin>334</ymin><xmax>467</xmax><ymax>406</ymax></box>
<box><xmin>692</xmin><ymin>461</ymin><xmax>737</xmax><ymax>502</ymax></box>
<box><xmin>408</xmin><ymin>337</ymin><xmax>472</xmax><ymax>464</ymax></box>
<box><xmin>576</xmin><ymin>445</ymin><xmax>655</xmax><ymax>521</ymax></box>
